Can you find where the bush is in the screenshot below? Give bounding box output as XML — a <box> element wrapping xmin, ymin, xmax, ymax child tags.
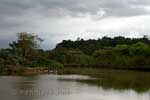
<box><xmin>48</xmin><ymin>60</ymin><xmax>64</xmax><ymax>69</ymax></box>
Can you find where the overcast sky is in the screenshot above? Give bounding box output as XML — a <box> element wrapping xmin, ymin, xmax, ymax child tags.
<box><xmin>0</xmin><ymin>0</ymin><xmax>150</xmax><ymax>49</ymax></box>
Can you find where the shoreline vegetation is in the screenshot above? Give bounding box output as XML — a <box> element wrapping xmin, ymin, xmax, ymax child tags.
<box><xmin>0</xmin><ymin>32</ymin><xmax>150</xmax><ymax>75</ymax></box>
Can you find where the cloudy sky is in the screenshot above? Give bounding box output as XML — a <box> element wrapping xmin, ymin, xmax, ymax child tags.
<box><xmin>0</xmin><ymin>0</ymin><xmax>150</xmax><ymax>49</ymax></box>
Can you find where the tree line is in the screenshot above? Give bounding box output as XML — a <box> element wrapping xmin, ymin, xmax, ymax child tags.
<box><xmin>56</xmin><ymin>35</ymin><xmax>150</xmax><ymax>54</ymax></box>
<box><xmin>0</xmin><ymin>32</ymin><xmax>150</xmax><ymax>74</ymax></box>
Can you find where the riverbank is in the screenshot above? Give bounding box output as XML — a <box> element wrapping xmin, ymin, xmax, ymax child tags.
<box><xmin>1</xmin><ymin>64</ymin><xmax>150</xmax><ymax>76</ymax></box>
<box><xmin>1</xmin><ymin>66</ymin><xmax>150</xmax><ymax>92</ymax></box>
<box><xmin>64</xmin><ymin>64</ymin><xmax>150</xmax><ymax>71</ymax></box>
<box><xmin>0</xmin><ymin>66</ymin><xmax>49</xmax><ymax>76</ymax></box>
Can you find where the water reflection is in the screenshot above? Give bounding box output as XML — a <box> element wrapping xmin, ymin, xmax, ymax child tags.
<box><xmin>58</xmin><ymin>70</ymin><xmax>150</xmax><ymax>93</ymax></box>
<box><xmin>0</xmin><ymin>70</ymin><xmax>150</xmax><ymax>100</ymax></box>
<box><xmin>14</xmin><ymin>76</ymin><xmax>39</xmax><ymax>100</ymax></box>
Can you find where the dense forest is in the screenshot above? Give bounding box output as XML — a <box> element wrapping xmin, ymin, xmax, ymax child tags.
<box><xmin>0</xmin><ymin>32</ymin><xmax>150</xmax><ymax>74</ymax></box>
<box><xmin>55</xmin><ymin>35</ymin><xmax>150</xmax><ymax>69</ymax></box>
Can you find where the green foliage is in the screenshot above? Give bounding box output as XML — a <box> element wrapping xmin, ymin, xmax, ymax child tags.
<box><xmin>93</xmin><ymin>49</ymin><xmax>115</xmax><ymax>64</ymax></box>
<box><xmin>56</xmin><ymin>36</ymin><xmax>150</xmax><ymax>54</ymax></box>
<box><xmin>14</xmin><ymin>32</ymin><xmax>43</xmax><ymax>65</ymax></box>
<box><xmin>50</xmin><ymin>48</ymin><xmax>95</xmax><ymax>65</ymax></box>
<box><xmin>129</xmin><ymin>42</ymin><xmax>150</xmax><ymax>56</ymax></box>
<box><xmin>48</xmin><ymin>60</ymin><xmax>64</xmax><ymax>69</ymax></box>
<box><xmin>113</xmin><ymin>44</ymin><xmax>129</xmax><ymax>55</ymax></box>
<box><xmin>1</xmin><ymin>33</ymin><xmax>150</xmax><ymax>75</ymax></box>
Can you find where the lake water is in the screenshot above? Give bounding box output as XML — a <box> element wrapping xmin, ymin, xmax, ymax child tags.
<box><xmin>0</xmin><ymin>71</ymin><xmax>150</xmax><ymax>100</ymax></box>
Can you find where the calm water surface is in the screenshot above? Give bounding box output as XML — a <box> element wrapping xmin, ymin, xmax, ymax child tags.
<box><xmin>0</xmin><ymin>71</ymin><xmax>150</xmax><ymax>100</ymax></box>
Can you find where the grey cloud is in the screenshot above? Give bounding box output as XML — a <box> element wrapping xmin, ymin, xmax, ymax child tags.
<box><xmin>103</xmin><ymin>7</ymin><xmax>148</xmax><ymax>17</ymax></box>
<box><xmin>0</xmin><ymin>0</ymin><xmax>150</xmax><ymax>49</ymax></box>
<box><xmin>36</xmin><ymin>0</ymin><xmax>150</xmax><ymax>17</ymax></box>
<box><xmin>0</xmin><ymin>0</ymin><xmax>149</xmax><ymax>18</ymax></box>
<box><xmin>0</xmin><ymin>0</ymin><xmax>33</xmax><ymax>16</ymax></box>
<box><xmin>129</xmin><ymin>0</ymin><xmax>150</xmax><ymax>6</ymax></box>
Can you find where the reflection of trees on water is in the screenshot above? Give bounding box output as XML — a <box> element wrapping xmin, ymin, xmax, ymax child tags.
<box><xmin>58</xmin><ymin>70</ymin><xmax>150</xmax><ymax>93</ymax></box>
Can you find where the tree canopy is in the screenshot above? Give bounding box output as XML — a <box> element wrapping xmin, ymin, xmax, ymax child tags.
<box><xmin>1</xmin><ymin>33</ymin><xmax>150</xmax><ymax>74</ymax></box>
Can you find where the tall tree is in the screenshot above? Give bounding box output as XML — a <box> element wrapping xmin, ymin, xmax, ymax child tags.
<box><xmin>15</xmin><ymin>32</ymin><xmax>43</xmax><ymax>65</ymax></box>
